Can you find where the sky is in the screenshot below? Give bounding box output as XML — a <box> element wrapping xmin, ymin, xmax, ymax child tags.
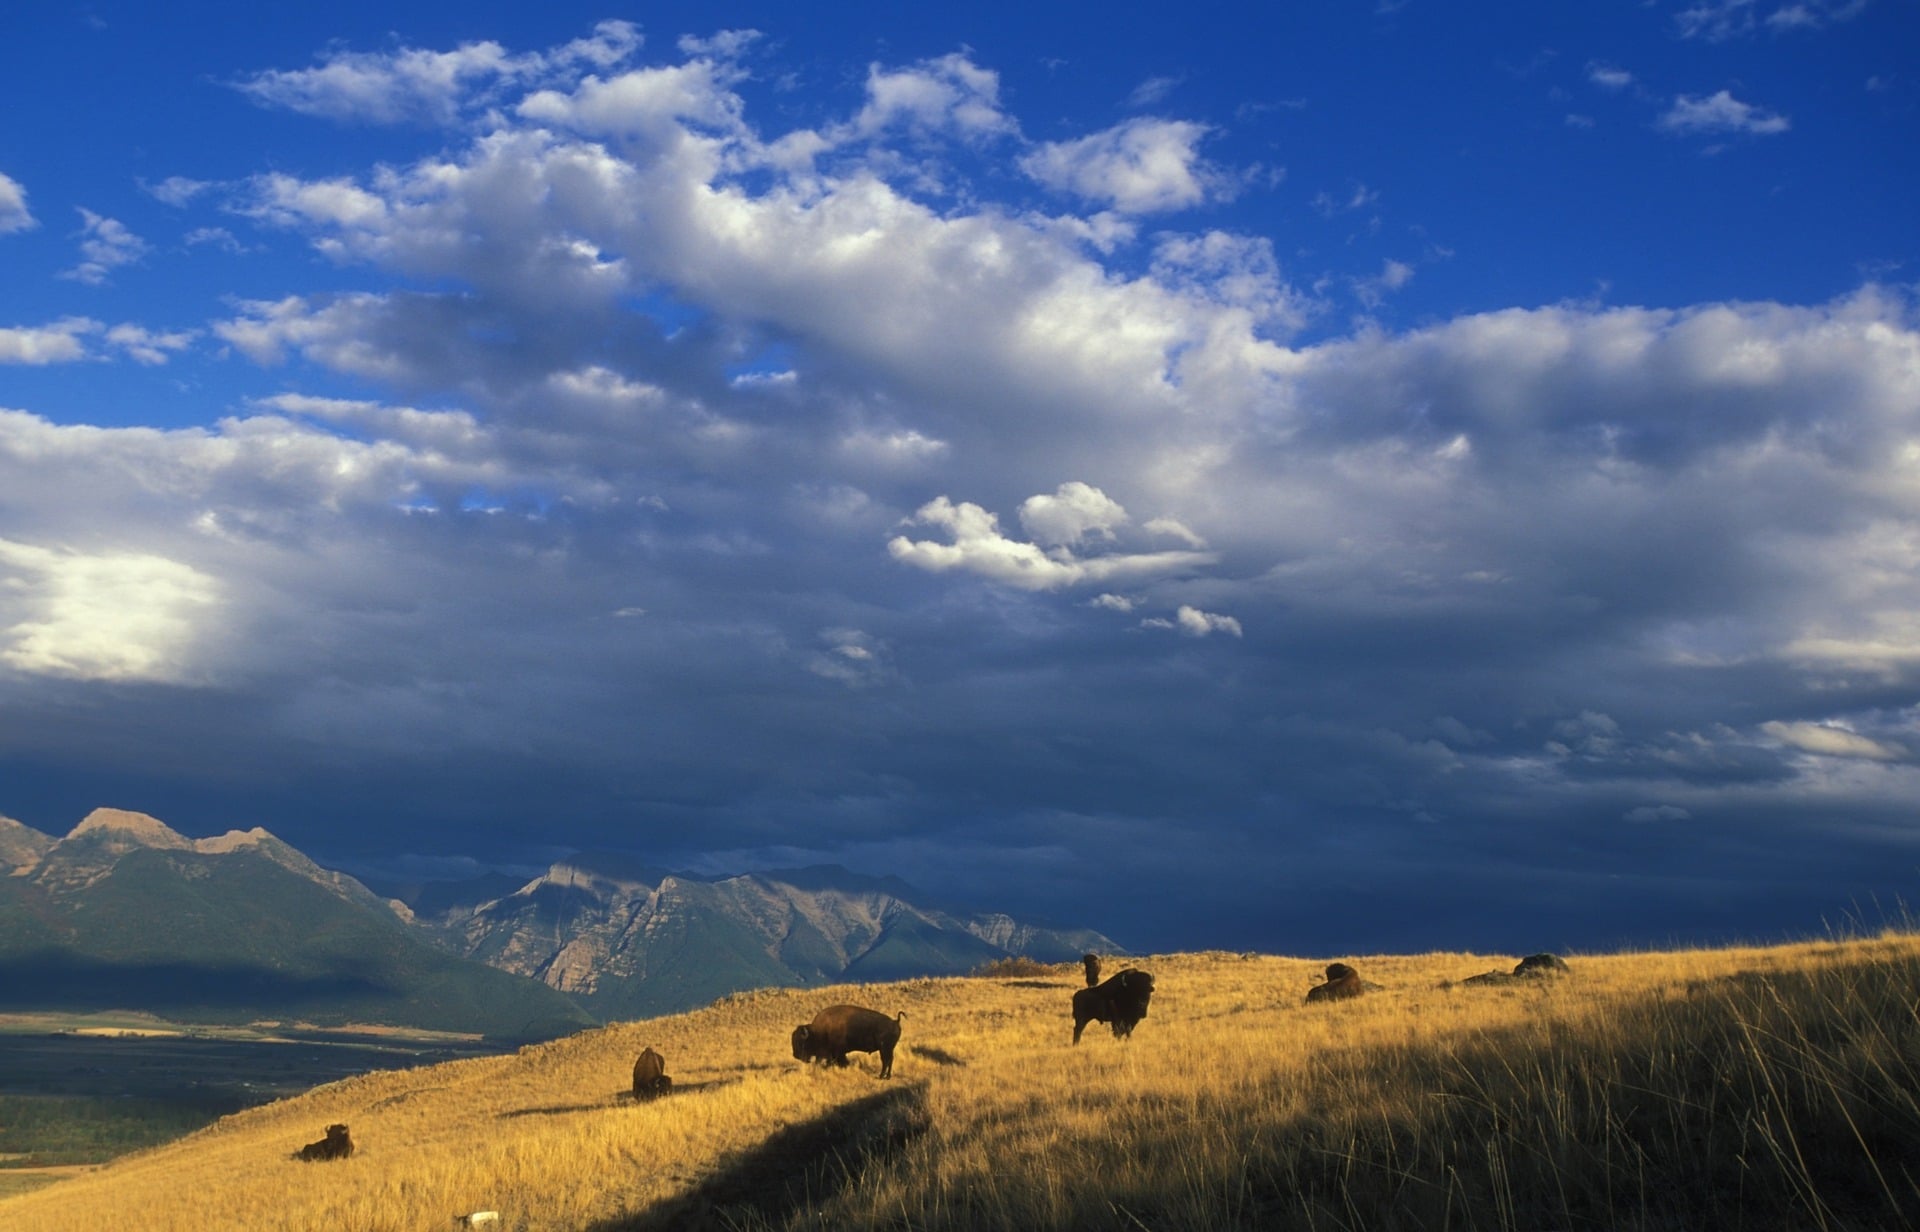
<box><xmin>1</xmin><ymin>0</ymin><xmax>1918</xmax><ymax>958</ymax></box>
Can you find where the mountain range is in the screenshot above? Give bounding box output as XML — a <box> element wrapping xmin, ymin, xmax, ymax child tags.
<box><xmin>0</xmin><ymin>808</ymin><xmax>1118</xmax><ymax>1034</ymax></box>
<box><xmin>415</xmin><ymin>851</ymin><xmax>1116</xmax><ymax>1020</ymax></box>
<box><xmin>0</xmin><ymin>809</ymin><xmax>591</xmax><ymax>1041</ymax></box>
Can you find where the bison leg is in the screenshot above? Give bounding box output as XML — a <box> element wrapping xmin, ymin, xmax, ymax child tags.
<box><xmin>878</xmin><ymin>1042</ymin><xmax>895</xmax><ymax>1078</ymax></box>
<box><xmin>1072</xmin><ymin>1015</ymin><xmax>1089</xmax><ymax>1044</ymax></box>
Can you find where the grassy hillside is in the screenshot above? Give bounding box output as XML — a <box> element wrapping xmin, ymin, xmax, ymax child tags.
<box><xmin>4</xmin><ymin>934</ymin><xmax>1918</xmax><ymax>1230</ymax></box>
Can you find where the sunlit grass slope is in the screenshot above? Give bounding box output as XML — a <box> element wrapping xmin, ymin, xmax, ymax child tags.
<box><xmin>5</xmin><ymin>934</ymin><xmax>1919</xmax><ymax>1231</ymax></box>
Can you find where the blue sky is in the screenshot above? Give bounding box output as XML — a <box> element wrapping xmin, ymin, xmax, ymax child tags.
<box><xmin>1</xmin><ymin>1</ymin><xmax>1917</xmax><ymax>956</ymax></box>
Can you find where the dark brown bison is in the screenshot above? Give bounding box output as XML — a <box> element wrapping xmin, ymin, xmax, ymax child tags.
<box><xmin>1081</xmin><ymin>953</ymin><xmax>1102</xmax><ymax>987</ymax></box>
<box><xmin>1515</xmin><ymin>952</ymin><xmax>1569</xmax><ymax>976</ymax></box>
<box><xmin>293</xmin><ymin>1123</ymin><xmax>353</xmax><ymax>1162</ymax></box>
<box><xmin>1462</xmin><ymin>952</ymin><xmax>1572</xmax><ymax>986</ymax></box>
<box><xmin>791</xmin><ymin>1005</ymin><xmax>904</xmax><ymax>1078</ymax></box>
<box><xmin>1072</xmin><ymin>967</ymin><xmax>1154</xmax><ymax>1043</ymax></box>
<box><xmin>631</xmin><ymin>1046</ymin><xmax>671</xmax><ymax>1099</ymax></box>
<box><xmin>1305</xmin><ymin>962</ymin><xmax>1368</xmax><ymax>1003</ymax></box>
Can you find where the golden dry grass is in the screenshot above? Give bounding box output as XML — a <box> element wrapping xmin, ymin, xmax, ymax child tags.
<box><xmin>4</xmin><ymin>935</ymin><xmax>1918</xmax><ymax>1231</ymax></box>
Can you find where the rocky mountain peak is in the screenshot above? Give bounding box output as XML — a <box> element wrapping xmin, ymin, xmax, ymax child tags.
<box><xmin>192</xmin><ymin>826</ymin><xmax>275</xmax><ymax>854</ymax></box>
<box><xmin>66</xmin><ymin>807</ymin><xmax>194</xmax><ymax>851</ymax></box>
<box><xmin>0</xmin><ymin>814</ymin><xmax>55</xmax><ymax>873</ymax></box>
<box><xmin>27</xmin><ymin>807</ymin><xmax>400</xmax><ymax>921</ymax></box>
<box><xmin>441</xmin><ymin>851</ymin><xmax>1122</xmax><ymax>1018</ymax></box>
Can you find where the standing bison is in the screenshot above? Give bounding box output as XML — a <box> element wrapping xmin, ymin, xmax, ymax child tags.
<box><xmin>1072</xmin><ymin>968</ymin><xmax>1154</xmax><ymax>1043</ymax></box>
<box><xmin>1081</xmin><ymin>953</ymin><xmax>1102</xmax><ymax>987</ymax></box>
<box><xmin>293</xmin><ymin>1123</ymin><xmax>353</xmax><ymax>1162</ymax></box>
<box><xmin>631</xmin><ymin>1046</ymin><xmax>671</xmax><ymax>1099</ymax></box>
<box><xmin>791</xmin><ymin>1005</ymin><xmax>905</xmax><ymax>1078</ymax></box>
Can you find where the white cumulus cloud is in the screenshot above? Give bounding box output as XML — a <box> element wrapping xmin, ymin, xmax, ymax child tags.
<box><xmin>0</xmin><ymin>539</ymin><xmax>222</xmax><ymax>683</ymax></box>
<box><xmin>1018</xmin><ymin>481</ymin><xmax>1130</xmax><ymax>547</ymax></box>
<box><xmin>0</xmin><ymin>318</ymin><xmax>98</xmax><ymax>364</ymax></box>
<box><xmin>852</xmin><ymin>53</ymin><xmax>1013</xmax><ymax>141</ymax></box>
<box><xmin>0</xmin><ymin>171</ymin><xmax>35</xmax><ymax>233</ymax></box>
<box><xmin>234</xmin><ymin>20</ymin><xmax>643</xmax><ymax>126</ymax></box>
<box><xmin>1658</xmin><ymin>90</ymin><xmax>1790</xmax><ymax>136</ymax></box>
<box><xmin>1141</xmin><ymin>605</ymin><xmax>1242</xmax><ymax>637</ymax></box>
<box><xmin>1022</xmin><ymin>118</ymin><xmax>1230</xmax><ymax>214</ymax></box>
<box><xmin>61</xmin><ymin>210</ymin><xmax>148</xmax><ymax>285</ymax></box>
<box><xmin>889</xmin><ymin>494</ymin><xmax>1215</xmax><ymax>591</ymax></box>
<box><xmin>1761</xmin><ymin>720</ymin><xmax>1905</xmax><ymax>761</ymax></box>
<box><xmin>105</xmin><ymin>324</ymin><xmax>196</xmax><ymax>365</ymax></box>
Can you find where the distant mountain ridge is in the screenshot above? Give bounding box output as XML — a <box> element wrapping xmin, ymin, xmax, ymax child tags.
<box><xmin>0</xmin><ymin>813</ymin><xmax>54</xmax><ymax>869</ymax></box>
<box><xmin>0</xmin><ymin>808</ymin><xmax>592</xmax><ymax>1041</ymax></box>
<box><xmin>1</xmin><ymin>809</ymin><xmax>1121</xmax><ymax>1029</ymax></box>
<box><xmin>427</xmin><ymin>851</ymin><xmax>1118</xmax><ymax>1019</ymax></box>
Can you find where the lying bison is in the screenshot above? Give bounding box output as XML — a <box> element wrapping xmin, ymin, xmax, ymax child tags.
<box><xmin>1072</xmin><ymin>967</ymin><xmax>1154</xmax><ymax>1043</ymax></box>
<box><xmin>632</xmin><ymin>1046</ymin><xmax>671</xmax><ymax>1099</ymax></box>
<box><xmin>293</xmin><ymin>1123</ymin><xmax>353</xmax><ymax>1162</ymax></box>
<box><xmin>1305</xmin><ymin>962</ymin><xmax>1369</xmax><ymax>1003</ymax></box>
<box><xmin>792</xmin><ymin>1005</ymin><xmax>905</xmax><ymax>1078</ymax></box>
<box><xmin>1462</xmin><ymin>952</ymin><xmax>1572</xmax><ymax>986</ymax></box>
<box><xmin>1082</xmin><ymin>953</ymin><xmax>1102</xmax><ymax>987</ymax></box>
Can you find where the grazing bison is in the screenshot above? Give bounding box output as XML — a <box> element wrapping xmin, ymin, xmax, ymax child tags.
<box><xmin>631</xmin><ymin>1046</ymin><xmax>671</xmax><ymax>1099</ymax></box>
<box><xmin>792</xmin><ymin>1005</ymin><xmax>905</xmax><ymax>1078</ymax></box>
<box><xmin>1305</xmin><ymin>962</ymin><xmax>1368</xmax><ymax>1003</ymax></box>
<box><xmin>1072</xmin><ymin>967</ymin><xmax>1154</xmax><ymax>1043</ymax></box>
<box><xmin>1515</xmin><ymin>952</ymin><xmax>1569</xmax><ymax>976</ymax></box>
<box><xmin>293</xmin><ymin>1123</ymin><xmax>353</xmax><ymax>1162</ymax></box>
<box><xmin>1081</xmin><ymin>953</ymin><xmax>1102</xmax><ymax>987</ymax></box>
<box><xmin>1463</xmin><ymin>952</ymin><xmax>1572</xmax><ymax>986</ymax></box>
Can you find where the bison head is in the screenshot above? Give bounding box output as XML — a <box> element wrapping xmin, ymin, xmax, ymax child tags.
<box><xmin>791</xmin><ymin>1024</ymin><xmax>814</xmax><ymax>1062</ymax></box>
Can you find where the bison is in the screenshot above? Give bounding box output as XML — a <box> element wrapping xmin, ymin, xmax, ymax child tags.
<box><xmin>792</xmin><ymin>1005</ymin><xmax>905</xmax><ymax>1078</ymax></box>
<box><xmin>1072</xmin><ymin>967</ymin><xmax>1154</xmax><ymax>1043</ymax></box>
<box><xmin>1081</xmin><ymin>953</ymin><xmax>1102</xmax><ymax>987</ymax></box>
<box><xmin>294</xmin><ymin>1123</ymin><xmax>353</xmax><ymax>1162</ymax></box>
<box><xmin>1515</xmin><ymin>952</ymin><xmax>1569</xmax><ymax>977</ymax></box>
<box><xmin>631</xmin><ymin>1046</ymin><xmax>671</xmax><ymax>1099</ymax></box>
<box><xmin>1462</xmin><ymin>952</ymin><xmax>1572</xmax><ymax>986</ymax></box>
<box><xmin>1305</xmin><ymin>962</ymin><xmax>1367</xmax><ymax>1003</ymax></box>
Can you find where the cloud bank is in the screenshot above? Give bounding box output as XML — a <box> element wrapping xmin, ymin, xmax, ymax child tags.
<box><xmin>3</xmin><ymin>24</ymin><xmax>1918</xmax><ymax>952</ymax></box>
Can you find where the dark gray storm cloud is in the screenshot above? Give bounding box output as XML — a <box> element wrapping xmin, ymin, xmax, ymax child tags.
<box><xmin>3</xmin><ymin>28</ymin><xmax>1919</xmax><ymax>955</ymax></box>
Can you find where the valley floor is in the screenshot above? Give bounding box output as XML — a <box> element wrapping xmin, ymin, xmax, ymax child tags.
<box><xmin>0</xmin><ymin>1014</ymin><xmax>506</xmax><ymax>1197</ymax></box>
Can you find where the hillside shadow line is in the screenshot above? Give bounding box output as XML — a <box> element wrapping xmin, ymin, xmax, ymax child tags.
<box><xmin>503</xmin><ymin>1077</ymin><xmax>746</xmax><ymax>1119</ymax></box>
<box><xmin>500</xmin><ymin>1099</ymin><xmax>619</xmax><ymax>1119</ymax></box>
<box><xmin>588</xmin><ymin>1083</ymin><xmax>929</xmax><ymax>1231</ymax></box>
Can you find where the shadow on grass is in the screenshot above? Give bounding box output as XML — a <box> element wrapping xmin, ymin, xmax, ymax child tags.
<box><xmin>502</xmin><ymin>1077</ymin><xmax>746</xmax><ymax>1120</ymax></box>
<box><xmin>499</xmin><ymin>1099</ymin><xmax>620</xmax><ymax>1119</ymax></box>
<box><xmin>591</xmin><ymin>1084</ymin><xmax>930</xmax><ymax>1232</ymax></box>
<box><xmin>907</xmin><ymin>1043</ymin><xmax>965</xmax><ymax>1067</ymax></box>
